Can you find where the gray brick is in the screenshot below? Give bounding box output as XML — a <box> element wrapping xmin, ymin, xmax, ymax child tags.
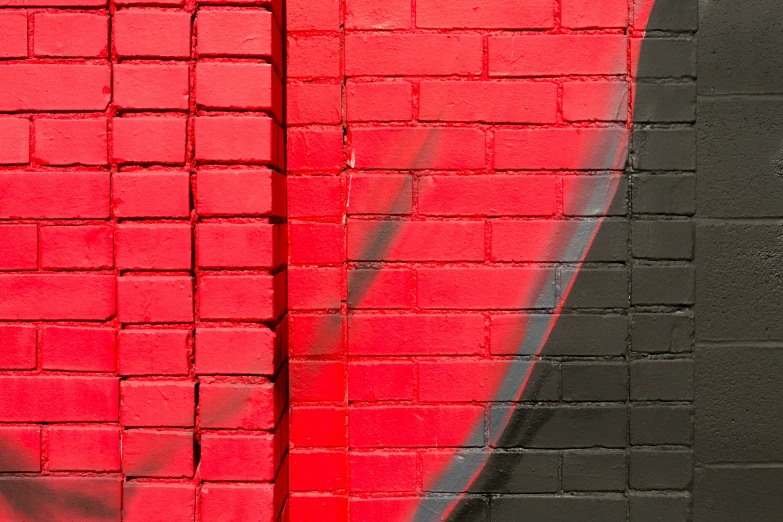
<box><xmin>562</xmin><ymin>267</ymin><xmax>628</xmax><ymax>309</ymax></box>
<box><xmin>491</xmin><ymin>495</ymin><xmax>626</xmax><ymax>522</ymax></box>
<box><xmin>562</xmin><ymin>362</ymin><xmax>627</xmax><ymax>402</ymax></box>
<box><xmin>543</xmin><ymin>315</ymin><xmax>628</xmax><ymax>356</ymax></box>
<box><xmin>632</xmin><ymin>173</ymin><xmax>695</xmax><ymax>215</ymax></box>
<box><xmin>696</xmin><ymin>346</ymin><xmax>783</xmax><ymax>463</ymax></box>
<box><xmin>459</xmin><ymin>451</ymin><xmax>560</xmax><ymax>494</ymax></box>
<box><xmin>640</xmin><ymin>0</ymin><xmax>697</xmax><ymax>32</ymax></box>
<box><xmin>631</xmin><ymin>359</ymin><xmax>694</xmax><ymax>401</ymax></box>
<box><xmin>633</xmin><ymin>127</ymin><xmax>696</xmax><ymax>171</ymax></box>
<box><xmin>635</xmin><ymin>38</ymin><xmax>696</xmax><ymax>79</ymax></box>
<box><xmin>697</xmin><ymin>97</ymin><xmax>783</xmax><ymax>217</ymax></box>
<box><xmin>562</xmin><ymin>450</ymin><xmax>626</xmax><ymax>492</ymax></box>
<box><xmin>564</xmin><ymin>176</ymin><xmax>627</xmax><ymax>217</ymax></box>
<box><xmin>585</xmin><ymin>221</ymin><xmax>628</xmax><ymax>263</ymax></box>
<box><xmin>632</xmin><ymin>313</ymin><xmax>694</xmax><ymax>353</ymax></box>
<box><xmin>630</xmin><ymin>493</ymin><xmax>690</xmax><ymax>522</ymax></box>
<box><xmin>630</xmin><ymin>449</ymin><xmax>694</xmax><ymax>490</ymax></box>
<box><xmin>632</xmin><ymin>220</ymin><xmax>694</xmax><ymax>260</ymax></box>
<box><xmin>520</xmin><ymin>361</ymin><xmax>559</xmax><ymax>401</ymax></box>
<box><xmin>634</xmin><ymin>83</ymin><xmax>696</xmax><ymax>123</ymax></box>
<box><xmin>491</xmin><ymin>405</ymin><xmax>627</xmax><ymax>449</ymax></box>
<box><xmin>632</xmin><ymin>265</ymin><xmax>695</xmax><ymax>305</ymax></box>
<box><xmin>631</xmin><ymin>405</ymin><xmax>693</xmax><ymax>445</ymax></box>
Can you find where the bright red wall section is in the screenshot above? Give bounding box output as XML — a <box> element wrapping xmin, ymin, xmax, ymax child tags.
<box><xmin>0</xmin><ymin>1</ymin><xmax>287</xmax><ymax>520</ymax></box>
<box><xmin>286</xmin><ymin>0</ymin><xmax>655</xmax><ymax>521</ymax></box>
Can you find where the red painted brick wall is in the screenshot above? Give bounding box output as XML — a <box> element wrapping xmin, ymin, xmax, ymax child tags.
<box><xmin>0</xmin><ymin>0</ymin><xmax>286</xmax><ymax>520</ymax></box>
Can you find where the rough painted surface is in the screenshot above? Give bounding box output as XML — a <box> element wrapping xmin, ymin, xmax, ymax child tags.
<box><xmin>0</xmin><ymin>1</ymin><xmax>287</xmax><ymax>521</ymax></box>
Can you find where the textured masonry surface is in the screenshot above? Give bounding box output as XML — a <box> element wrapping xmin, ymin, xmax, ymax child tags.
<box><xmin>1</xmin><ymin>0</ymin><xmax>783</xmax><ymax>520</ymax></box>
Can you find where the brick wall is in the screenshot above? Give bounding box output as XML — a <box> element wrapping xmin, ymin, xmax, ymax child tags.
<box><xmin>0</xmin><ymin>0</ymin><xmax>287</xmax><ymax>520</ymax></box>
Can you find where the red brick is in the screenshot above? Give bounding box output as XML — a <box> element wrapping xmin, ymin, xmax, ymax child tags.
<box><xmin>288</xmin><ymin>127</ymin><xmax>344</xmax><ymax>171</ymax></box>
<box><xmin>290</xmin><ymin>450</ymin><xmax>346</xmax><ymax>491</ymax></box>
<box><xmin>418</xmin><ymin>359</ymin><xmax>518</xmax><ymax>401</ymax></box>
<box><xmin>290</xmin><ymin>406</ymin><xmax>346</xmax><ymax>447</ymax></box>
<box><xmin>290</xmin><ymin>360</ymin><xmax>344</xmax><ymax>403</ymax></box>
<box><xmin>122</xmin><ymin>429</ymin><xmax>194</xmax><ymax>478</ymax></box>
<box><xmin>196</xmin><ymin>169</ymin><xmax>283</xmax><ymax>217</ymax></box>
<box><xmin>112</xmin><ymin>171</ymin><xmax>190</xmax><ymax>218</ymax></box>
<box><xmin>349</xmin><ymin>127</ymin><xmax>485</xmax><ymax>170</ymax></box>
<box><xmin>290</xmin><ymin>495</ymin><xmax>348</xmax><ymax>522</ymax></box>
<box><xmin>0</xmin><ymin>325</ymin><xmax>36</xmax><ymax>370</ymax></box>
<box><xmin>39</xmin><ymin>225</ymin><xmax>113</xmax><ymax>269</ymax></box>
<box><xmin>121</xmin><ymin>381</ymin><xmax>195</xmax><ymax>428</ymax></box>
<box><xmin>0</xmin><ymin>172</ymin><xmax>108</xmax><ymax>219</ymax></box>
<box><xmin>197</xmin><ymin>223</ymin><xmax>278</xmax><ymax>269</ymax></box>
<box><xmin>289</xmin><ymin>314</ymin><xmax>343</xmax><ymax>357</ymax></box>
<box><xmin>47</xmin><ymin>426</ymin><xmax>120</xmax><ymax>472</ymax></box>
<box><xmin>346</xmin><ymin>81</ymin><xmax>412</xmax><ymax>122</ymax></box>
<box><xmin>34</xmin><ymin>118</ymin><xmax>107</xmax><ymax>166</ymax></box>
<box><xmin>0</xmin><ymin>427</ymin><xmax>40</xmax><ymax>472</ymax></box>
<box><xmin>562</xmin><ymin>0</ymin><xmax>628</xmax><ymax>29</ymax></box>
<box><xmin>116</xmin><ymin>223</ymin><xmax>192</xmax><ymax>271</ymax></box>
<box><xmin>0</xmin><ymin>478</ymin><xmax>121</xmax><ymax>521</ymax></box>
<box><xmin>200</xmin><ymin>433</ymin><xmax>276</xmax><ymax>481</ymax></box>
<box><xmin>288</xmin><ymin>0</ymin><xmax>339</xmax><ymax>30</ymax></box>
<box><xmin>417</xmin><ymin>267</ymin><xmax>556</xmax><ymax>309</ymax></box>
<box><xmin>348</xmin><ymin>361</ymin><xmax>415</xmax><ymax>402</ymax></box>
<box><xmin>123</xmin><ymin>483</ymin><xmax>195</xmax><ymax>522</ymax></box>
<box><xmin>288</xmin><ymin>267</ymin><xmax>342</xmax><ymax>310</ymax></box>
<box><xmin>290</xmin><ymin>223</ymin><xmax>343</xmax><ymax>264</ymax></box>
<box><xmin>348</xmin><ymin>314</ymin><xmax>484</xmax><ymax>356</ymax></box>
<box><xmin>0</xmin><ymin>224</ymin><xmax>37</xmax><ymax>270</ymax></box>
<box><xmin>201</xmin><ymin>484</ymin><xmax>274</xmax><ymax>522</ymax></box>
<box><xmin>347</xmin><ymin>220</ymin><xmax>484</xmax><ymax>262</ymax></box>
<box><xmin>0</xmin><ymin>376</ymin><xmax>118</xmax><ymax>422</ymax></box>
<box><xmin>418</xmin><ymin>175</ymin><xmax>557</xmax><ymax>217</ymax></box>
<box><xmin>347</xmin><ymin>269</ymin><xmax>411</xmax><ymax>309</ymax></box>
<box><xmin>199</xmin><ymin>273</ymin><xmax>284</xmax><ymax>321</ymax></box>
<box><xmin>287</xmin><ymin>35</ymin><xmax>340</xmax><ymax>79</ymax></box>
<box><xmin>196</xmin><ymin>62</ymin><xmax>275</xmax><ymax>110</ymax></box>
<box><xmin>288</xmin><ymin>175</ymin><xmax>341</xmax><ymax>218</ymax></box>
<box><xmin>347</xmin><ymin>174</ymin><xmax>412</xmax><ymax>215</ymax></box>
<box><xmin>418</xmin><ymin>0</ymin><xmax>553</xmax><ymax>28</ymax></box>
<box><xmin>0</xmin><ymin>118</ymin><xmax>29</xmax><ymax>165</ymax></box>
<box><xmin>489</xmin><ymin>35</ymin><xmax>627</xmax><ymax>77</ymax></box>
<box><xmin>195</xmin><ymin>116</ymin><xmax>279</xmax><ymax>164</ymax></box>
<box><xmin>287</xmin><ymin>83</ymin><xmax>341</xmax><ymax>125</ymax></box>
<box><xmin>40</xmin><ymin>326</ymin><xmax>116</xmax><ymax>372</ymax></box>
<box><xmin>492</xmin><ymin>220</ymin><xmax>595</xmax><ymax>262</ymax></box>
<box><xmin>345</xmin><ymin>35</ymin><xmax>482</xmax><ymax>76</ymax></box>
<box><xmin>349</xmin><ymin>405</ymin><xmax>485</xmax><ymax>447</ymax></box>
<box><xmin>349</xmin><ymin>452</ymin><xmax>416</xmax><ymax>492</ymax></box>
<box><xmin>0</xmin><ymin>64</ymin><xmax>110</xmax><ymax>111</ymax></box>
<box><xmin>34</xmin><ymin>13</ymin><xmax>107</xmax><ymax>57</ymax></box>
<box><xmin>563</xmin><ymin>81</ymin><xmax>629</xmax><ymax>122</ymax></box>
<box><xmin>195</xmin><ymin>327</ymin><xmax>276</xmax><ymax>376</ymax></box>
<box><xmin>350</xmin><ymin>498</ymin><xmax>419</xmax><ymax>520</ymax></box>
<box><xmin>197</xmin><ymin>10</ymin><xmax>273</xmax><ymax>57</ymax></box>
<box><xmin>114</xmin><ymin>10</ymin><xmax>191</xmax><ymax>58</ymax></box>
<box><xmin>0</xmin><ymin>12</ymin><xmax>27</xmax><ymax>58</ymax></box>
<box><xmin>118</xmin><ymin>276</ymin><xmax>194</xmax><ymax>323</ymax></box>
<box><xmin>495</xmin><ymin>128</ymin><xmax>629</xmax><ymax>170</ymax></box>
<box><xmin>117</xmin><ymin>0</ymin><xmax>183</xmax><ymax>5</ymax></box>
<box><xmin>200</xmin><ymin>383</ymin><xmax>276</xmax><ymax>430</ymax></box>
<box><xmin>118</xmin><ymin>330</ymin><xmax>190</xmax><ymax>376</ymax></box>
<box><xmin>113</xmin><ymin>117</ymin><xmax>187</xmax><ymax>164</ymax></box>
<box><xmin>114</xmin><ymin>64</ymin><xmax>190</xmax><ymax>110</ymax></box>
<box><xmin>345</xmin><ymin>0</ymin><xmax>409</xmax><ymax>29</ymax></box>
<box><xmin>0</xmin><ymin>274</ymin><xmax>115</xmax><ymax>320</ymax></box>
<box><xmin>419</xmin><ymin>81</ymin><xmax>557</xmax><ymax>123</ymax></box>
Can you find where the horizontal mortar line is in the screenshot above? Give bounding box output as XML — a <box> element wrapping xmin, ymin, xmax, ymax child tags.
<box><xmin>697</xmin><ymin>463</ymin><xmax>783</xmax><ymax>469</ymax></box>
<box><xmin>693</xmin><ymin>217</ymin><xmax>783</xmax><ymax>223</ymax></box>
<box><xmin>697</xmin><ymin>93</ymin><xmax>783</xmax><ymax>99</ymax></box>
<box><xmin>696</xmin><ymin>341</ymin><xmax>783</xmax><ymax>348</ymax></box>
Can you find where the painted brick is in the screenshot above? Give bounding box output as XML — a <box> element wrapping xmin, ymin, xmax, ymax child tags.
<box><xmin>290</xmin><ymin>360</ymin><xmax>345</xmax><ymax>403</ymax></box>
<box><xmin>0</xmin><ymin>376</ymin><xmax>118</xmax><ymax>422</ymax></box>
<box><xmin>118</xmin><ymin>330</ymin><xmax>190</xmax><ymax>376</ymax></box>
<box><xmin>199</xmin><ymin>273</ymin><xmax>284</xmax><ymax>321</ymax></box>
<box><xmin>0</xmin><ymin>325</ymin><xmax>36</xmax><ymax>370</ymax></box>
<box><xmin>0</xmin><ymin>12</ymin><xmax>27</xmax><ymax>58</ymax></box>
<box><xmin>196</xmin><ymin>63</ymin><xmax>275</xmax><ymax>110</ymax></box>
<box><xmin>0</xmin><ymin>274</ymin><xmax>116</xmax><ymax>320</ymax></box>
<box><xmin>0</xmin><ymin>172</ymin><xmax>110</xmax><ymax>219</ymax></box>
<box><xmin>195</xmin><ymin>327</ymin><xmax>277</xmax><ymax>376</ymax></box>
<box><xmin>112</xmin><ymin>171</ymin><xmax>190</xmax><ymax>218</ymax></box>
<box><xmin>290</xmin><ymin>406</ymin><xmax>346</xmax><ymax>447</ymax></box>
<box><xmin>196</xmin><ymin>169</ymin><xmax>283</xmax><ymax>217</ymax></box>
<box><xmin>200</xmin><ymin>484</ymin><xmax>275</xmax><ymax>522</ymax></box>
<box><xmin>346</xmin><ymin>174</ymin><xmax>412</xmax><ymax>215</ymax></box>
<box><xmin>418</xmin><ymin>0</ymin><xmax>554</xmax><ymax>29</ymax></box>
<box><xmin>563</xmin><ymin>81</ymin><xmax>629</xmax><ymax>122</ymax></box>
<box><xmin>39</xmin><ymin>225</ymin><xmax>113</xmax><ymax>270</ymax></box>
<box><xmin>113</xmin><ymin>64</ymin><xmax>190</xmax><ymax>110</ymax></box>
<box><xmin>345</xmin><ymin>0</ymin><xmax>410</xmax><ymax>29</ymax></box>
<box><xmin>115</xmin><ymin>223</ymin><xmax>192</xmax><ymax>271</ymax></box>
<box><xmin>122</xmin><ymin>429</ymin><xmax>194</xmax><ymax>478</ymax></box>
<box><xmin>288</xmin><ymin>267</ymin><xmax>342</xmax><ymax>310</ymax></box>
<box><xmin>347</xmin><ymin>361</ymin><xmax>415</xmax><ymax>402</ymax></box>
<box><xmin>0</xmin><ymin>225</ymin><xmax>37</xmax><ymax>270</ymax></box>
<box><xmin>0</xmin><ymin>427</ymin><xmax>41</xmax><ymax>472</ymax></box>
<box><xmin>118</xmin><ymin>276</ymin><xmax>194</xmax><ymax>323</ymax></box>
<box><xmin>195</xmin><ymin>116</ymin><xmax>279</xmax><ymax>164</ymax></box>
<box><xmin>33</xmin><ymin>13</ymin><xmax>108</xmax><ymax>57</ymax></box>
<box><xmin>0</xmin><ymin>478</ymin><xmax>121</xmax><ymax>521</ymax></box>
<box><xmin>40</xmin><ymin>326</ymin><xmax>116</xmax><ymax>372</ymax></box>
<box><xmin>0</xmin><ymin>64</ymin><xmax>110</xmax><ymax>111</ymax></box>
<box><xmin>112</xmin><ymin>118</ymin><xmax>187</xmax><ymax>164</ymax></box>
<box><xmin>34</xmin><ymin>118</ymin><xmax>107</xmax><ymax>166</ymax></box>
<box><xmin>121</xmin><ymin>381</ymin><xmax>195</xmax><ymax>427</ymax></box>
<box><xmin>561</xmin><ymin>0</ymin><xmax>628</xmax><ymax>28</ymax></box>
<box><xmin>288</xmin><ymin>175</ymin><xmax>341</xmax><ymax>218</ymax></box>
<box><xmin>197</xmin><ymin>223</ymin><xmax>279</xmax><ymax>269</ymax></box>
<box><xmin>47</xmin><ymin>427</ymin><xmax>120</xmax><ymax>472</ymax></box>
<box><xmin>198</xmin><ymin>10</ymin><xmax>273</xmax><ymax>57</ymax></box>
<box><xmin>287</xmin><ymin>83</ymin><xmax>342</xmax><ymax>125</ymax></box>
<box><xmin>200</xmin><ymin>383</ymin><xmax>276</xmax><ymax>430</ymax></box>
<box><xmin>287</xmin><ymin>36</ymin><xmax>340</xmax><ymax>78</ymax></box>
<box><xmin>290</xmin><ymin>223</ymin><xmax>344</xmax><ymax>264</ymax></box>
<box><xmin>349</xmin><ymin>452</ymin><xmax>417</xmax><ymax>492</ymax></box>
<box><xmin>287</xmin><ymin>127</ymin><xmax>344</xmax><ymax>171</ymax></box>
<box><xmin>290</xmin><ymin>450</ymin><xmax>347</xmax><ymax>491</ymax></box>
<box><xmin>0</xmin><ymin>118</ymin><xmax>29</xmax><ymax>165</ymax></box>
<box><xmin>347</xmin><ymin>269</ymin><xmax>412</xmax><ymax>309</ymax></box>
<box><xmin>114</xmin><ymin>10</ymin><xmax>191</xmax><ymax>58</ymax></box>
<box><xmin>200</xmin><ymin>433</ymin><xmax>276</xmax><ymax>481</ymax></box>
<box><xmin>288</xmin><ymin>0</ymin><xmax>340</xmax><ymax>30</ymax></box>
<box><xmin>346</xmin><ymin>82</ymin><xmax>412</xmax><ymax>122</ymax></box>
<box><xmin>123</xmin><ymin>484</ymin><xmax>196</xmax><ymax>522</ymax></box>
